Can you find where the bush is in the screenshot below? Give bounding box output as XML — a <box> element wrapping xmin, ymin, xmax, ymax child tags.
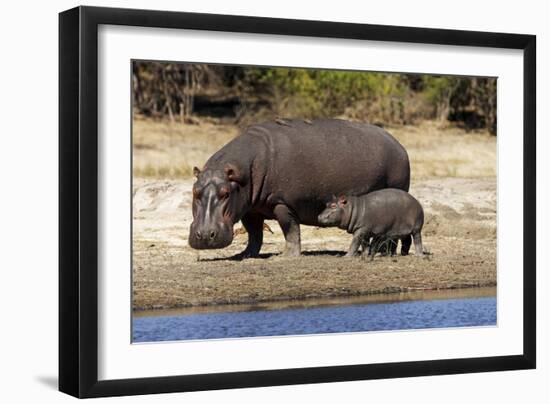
<box><xmin>132</xmin><ymin>61</ymin><xmax>497</xmax><ymax>134</ymax></box>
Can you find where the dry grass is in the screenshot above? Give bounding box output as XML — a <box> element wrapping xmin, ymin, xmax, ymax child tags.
<box><xmin>389</xmin><ymin>121</ymin><xmax>496</xmax><ymax>178</ymax></box>
<box><xmin>132</xmin><ymin>117</ymin><xmax>496</xmax><ymax>179</ymax></box>
<box><xmin>132</xmin><ymin>116</ymin><xmax>239</xmax><ymax>178</ymax></box>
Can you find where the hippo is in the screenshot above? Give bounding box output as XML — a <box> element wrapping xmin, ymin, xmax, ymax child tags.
<box><xmin>317</xmin><ymin>189</ymin><xmax>424</xmax><ymax>257</ymax></box>
<box><xmin>188</xmin><ymin>118</ymin><xmax>410</xmax><ymax>258</ymax></box>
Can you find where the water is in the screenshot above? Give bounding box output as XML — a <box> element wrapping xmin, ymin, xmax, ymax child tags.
<box><xmin>133</xmin><ymin>289</ymin><xmax>496</xmax><ymax>343</ymax></box>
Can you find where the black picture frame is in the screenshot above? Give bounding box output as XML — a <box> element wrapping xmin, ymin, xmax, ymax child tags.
<box><xmin>59</xmin><ymin>5</ymin><xmax>536</xmax><ymax>398</ymax></box>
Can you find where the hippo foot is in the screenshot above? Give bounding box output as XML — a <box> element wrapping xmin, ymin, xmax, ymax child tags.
<box><xmin>282</xmin><ymin>251</ymin><xmax>301</xmax><ymax>258</ymax></box>
<box><xmin>344</xmin><ymin>252</ymin><xmax>360</xmax><ymax>258</ymax></box>
<box><xmin>282</xmin><ymin>246</ymin><xmax>301</xmax><ymax>257</ymax></box>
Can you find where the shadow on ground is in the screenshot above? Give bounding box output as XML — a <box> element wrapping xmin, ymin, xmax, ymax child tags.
<box><xmin>199</xmin><ymin>250</ymin><xmax>347</xmax><ymax>261</ymax></box>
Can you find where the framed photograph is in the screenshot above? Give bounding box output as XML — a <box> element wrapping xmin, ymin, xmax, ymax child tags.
<box><xmin>59</xmin><ymin>6</ymin><xmax>536</xmax><ymax>398</ymax></box>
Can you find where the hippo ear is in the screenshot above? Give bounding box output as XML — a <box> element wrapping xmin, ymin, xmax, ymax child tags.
<box><xmin>224</xmin><ymin>163</ymin><xmax>246</xmax><ymax>185</ymax></box>
<box><xmin>338</xmin><ymin>195</ymin><xmax>348</xmax><ymax>205</ymax></box>
<box><xmin>193</xmin><ymin>166</ymin><xmax>201</xmax><ymax>178</ymax></box>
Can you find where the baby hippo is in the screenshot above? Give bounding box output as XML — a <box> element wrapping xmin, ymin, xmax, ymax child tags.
<box><xmin>318</xmin><ymin>189</ymin><xmax>424</xmax><ymax>257</ymax></box>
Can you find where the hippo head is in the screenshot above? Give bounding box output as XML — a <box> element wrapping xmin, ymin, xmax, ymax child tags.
<box><xmin>318</xmin><ymin>195</ymin><xmax>348</xmax><ymax>227</ymax></box>
<box><xmin>188</xmin><ymin>164</ymin><xmax>248</xmax><ymax>249</ymax></box>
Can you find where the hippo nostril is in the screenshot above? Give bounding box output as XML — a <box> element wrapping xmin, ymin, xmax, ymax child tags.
<box><xmin>195</xmin><ymin>231</ymin><xmax>202</xmax><ymax>240</ymax></box>
<box><xmin>209</xmin><ymin>231</ymin><xmax>216</xmax><ymax>239</ymax></box>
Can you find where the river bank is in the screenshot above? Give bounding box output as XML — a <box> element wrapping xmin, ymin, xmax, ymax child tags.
<box><xmin>134</xmin><ymin>286</ymin><xmax>496</xmax><ymax>317</ymax></box>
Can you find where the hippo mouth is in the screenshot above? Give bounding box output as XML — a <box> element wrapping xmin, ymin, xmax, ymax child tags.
<box><xmin>188</xmin><ymin>222</ymin><xmax>234</xmax><ymax>250</ymax></box>
<box><xmin>317</xmin><ymin>211</ymin><xmax>340</xmax><ymax>227</ymax></box>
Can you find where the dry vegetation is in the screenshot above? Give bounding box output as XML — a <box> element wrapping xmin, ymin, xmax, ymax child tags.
<box><xmin>132</xmin><ymin>116</ymin><xmax>239</xmax><ymax>178</ymax></box>
<box><xmin>132</xmin><ymin>118</ymin><xmax>496</xmax><ymax>179</ymax></box>
<box><xmin>395</xmin><ymin>121</ymin><xmax>496</xmax><ymax>178</ymax></box>
<box><xmin>132</xmin><ymin>118</ymin><xmax>496</xmax><ymax>311</ymax></box>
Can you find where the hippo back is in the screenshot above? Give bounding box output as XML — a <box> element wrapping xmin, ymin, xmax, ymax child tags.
<box><xmin>242</xmin><ymin>119</ymin><xmax>410</xmax><ymax>225</ymax></box>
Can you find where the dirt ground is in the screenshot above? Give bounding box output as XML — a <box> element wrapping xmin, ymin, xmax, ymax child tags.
<box><xmin>132</xmin><ymin>175</ymin><xmax>496</xmax><ymax>310</ymax></box>
<box><xmin>132</xmin><ymin>119</ymin><xmax>496</xmax><ymax>311</ymax></box>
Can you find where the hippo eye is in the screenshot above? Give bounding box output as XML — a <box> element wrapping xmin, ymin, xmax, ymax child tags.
<box><xmin>330</xmin><ymin>203</ymin><xmax>337</xmax><ymax>208</ymax></box>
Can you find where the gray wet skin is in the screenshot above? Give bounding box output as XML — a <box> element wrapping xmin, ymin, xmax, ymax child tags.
<box><xmin>318</xmin><ymin>189</ymin><xmax>424</xmax><ymax>257</ymax></box>
<box><xmin>188</xmin><ymin>118</ymin><xmax>410</xmax><ymax>258</ymax></box>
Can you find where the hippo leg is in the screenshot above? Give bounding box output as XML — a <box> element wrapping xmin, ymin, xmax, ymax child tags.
<box><xmin>368</xmin><ymin>236</ymin><xmax>381</xmax><ymax>257</ymax></box>
<box><xmin>413</xmin><ymin>232</ymin><xmax>423</xmax><ymax>256</ymax></box>
<box><xmin>401</xmin><ymin>235</ymin><xmax>412</xmax><ymax>256</ymax></box>
<box><xmin>345</xmin><ymin>232</ymin><xmax>364</xmax><ymax>257</ymax></box>
<box><xmin>379</xmin><ymin>240</ymin><xmax>389</xmax><ymax>256</ymax></box>
<box><xmin>235</xmin><ymin>212</ymin><xmax>264</xmax><ymax>258</ymax></box>
<box><xmin>273</xmin><ymin>204</ymin><xmax>301</xmax><ymax>257</ymax></box>
<box><xmin>360</xmin><ymin>236</ymin><xmax>370</xmax><ymax>255</ymax></box>
<box><xmin>390</xmin><ymin>238</ymin><xmax>398</xmax><ymax>256</ymax></box>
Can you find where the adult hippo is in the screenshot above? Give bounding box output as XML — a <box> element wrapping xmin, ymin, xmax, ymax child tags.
<box><xmin>188</xmin><ymin>118</ymin><xmax>410</xmax><ymax>258</ymax></box>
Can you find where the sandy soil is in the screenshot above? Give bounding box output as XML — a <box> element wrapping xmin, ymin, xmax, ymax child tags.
<box><xmin>132</xmin><ymin>176</ymin><xmax>496</xmax><ymax>310</ymax></box>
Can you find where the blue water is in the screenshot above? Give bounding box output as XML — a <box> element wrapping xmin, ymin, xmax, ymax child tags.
<box><xmin>132</xmin><ymin>296</ymin><xmax>496</xmax><ymax>342</ymax></box>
